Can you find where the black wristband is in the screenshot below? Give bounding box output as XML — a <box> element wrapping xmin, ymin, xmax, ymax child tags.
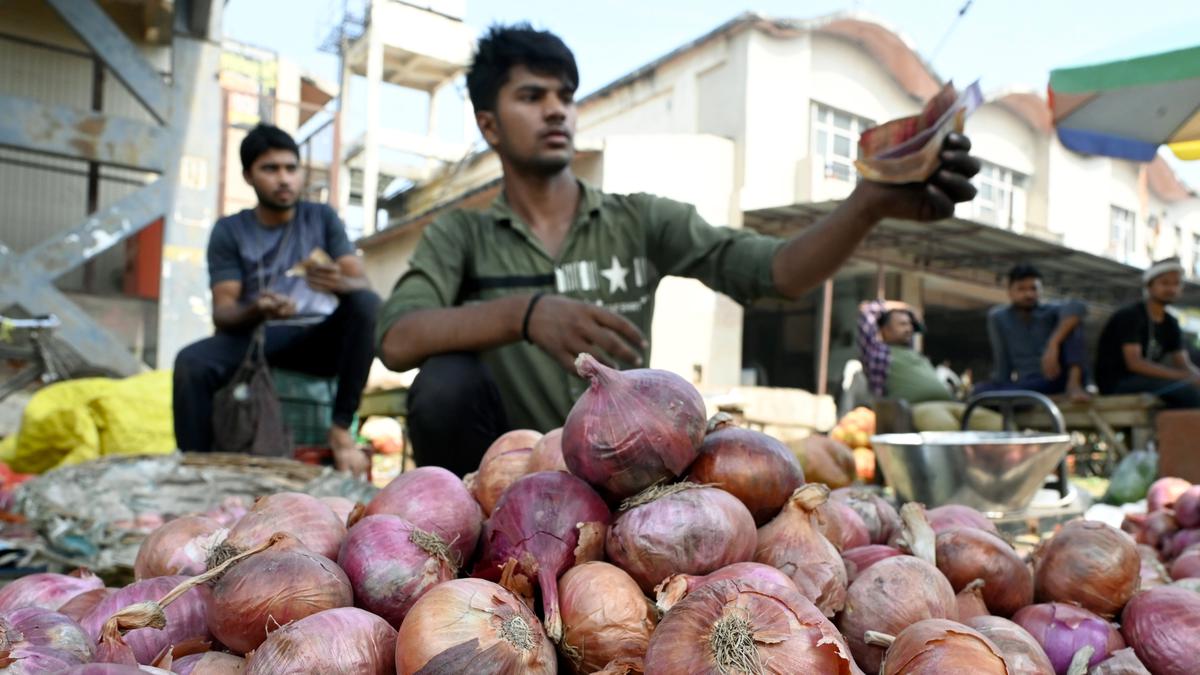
<box><xmin>522</xmin><ymin>293</ymin><xmax>547</xmax><ymax>343</ymax></box>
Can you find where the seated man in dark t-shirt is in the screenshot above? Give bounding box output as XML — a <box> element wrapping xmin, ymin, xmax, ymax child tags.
<box><xmin>1095</xmin><ymin>258</ymin><xmax>1200</xmax><ymax>408</ymax></box>
<box><xmin>172</xmin><ymin>124</ymin><xmax>380</xmax><ymax>475</ymax></box>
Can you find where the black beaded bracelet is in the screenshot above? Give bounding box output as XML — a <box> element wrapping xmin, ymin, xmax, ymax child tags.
<box><xmin>522</xmin><ymin>292</ymin><xmax>547</xmax><ymax>343</ymax></box>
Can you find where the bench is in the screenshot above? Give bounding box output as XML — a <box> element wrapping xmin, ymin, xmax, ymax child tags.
<box><xmin>1011</xmin><ymin>393</ymin><xmax>1162</xmax><ymax>457</ymax></box>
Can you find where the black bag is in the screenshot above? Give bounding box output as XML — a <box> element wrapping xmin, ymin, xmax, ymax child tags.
<box><xmin>211</xmin><ymin>325</ymin><xmax>294</xmax><ymax>457</ymax></box>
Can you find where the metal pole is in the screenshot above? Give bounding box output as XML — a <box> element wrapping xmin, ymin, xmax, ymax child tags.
<box><xmin>816</xmin><ymin>278</ymin><xmax>834</xmax><ymax>397</ymax></box>
<box><xmin>875</xmin><ymin>259</ymin><xmax>886</xmax><ymax>300</ymax></box>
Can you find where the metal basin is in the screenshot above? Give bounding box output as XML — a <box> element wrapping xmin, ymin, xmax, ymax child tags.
<box><xmin>871</xmin><ymin>431</ymin><xmax>1072</xmax><ymax>514</ymax></box>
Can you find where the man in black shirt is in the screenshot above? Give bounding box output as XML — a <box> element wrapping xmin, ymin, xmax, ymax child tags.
<box><xmin>1095</xmin><ymin>258</ymin><xmax>1200</xmax><ymax>408</ymax></box>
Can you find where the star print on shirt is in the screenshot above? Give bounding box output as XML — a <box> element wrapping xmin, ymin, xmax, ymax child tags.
<box><xmin>600</xmin><ymin>255</ymin><xmax>629</xmax><ymax>294</ymax></box>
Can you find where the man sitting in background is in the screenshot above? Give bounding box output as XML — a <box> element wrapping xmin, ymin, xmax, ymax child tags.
<box><xmin>980</xmin><ymin>264</ymin><xmax>1090</xmax><ymax>401</ymax></box>
<box><xmin>858</xmin><ymin>300</ymin><xmax>1002</xmax><ymax>431</ymax></box>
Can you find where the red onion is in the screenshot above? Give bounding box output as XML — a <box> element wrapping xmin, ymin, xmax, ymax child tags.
<box><xmin>842</xmin><ymin>545</ymin><xmax>904</xmax><ymax>582</ymax></box>
<box><xmin>654</xmin><ymin>562</ymin><xmax>799</xmax><ymax>614</ymax></box>
<box><xmin>936</xmin><ymin>527</ymin><xmax>1033</xmax><ymax>617</ymax></box>
<box><xmin>562</xmin><ymin>353</ymin><xmax>706</xmax><ymax>501</ymax></box>
<box><xmin>0</xmin><ymin>607</ymin><xmax>94</xmax><ymax>672</ymax></box>
<box><xmin>819</xmin><ymin>499</ymin><xmax>871</xmax><ymax>551</ymax></box>
<box><xmin>925</xmin><ymin>504</ymin><xmax>999</xmax><ymax>535</ymax></box>
<box><xmin>955</xmin><ymin>579</ymin><xmax>990</xmax><ymax>620</ymax></box>
<box><xmin>831</xmin><ymin>488</ymin><xmax>902</xmax><ymax>545</ymax></box>
<box><xmin>365</xmin><ymin>466</ymin><xmax>483</xmax><ymax>564</ymax></box>
<box><xmin>0</xmin><ymin>570</ymin><xmax>104</xmax><ymax>613</ymax></box>
<box><xmin>1170</xmin><ymin>546</ymin><xmax>1200</xmax><ymax>578</ymax></box>
<box><xmin>58</xmin><ymin>588</ymin><xmax>114</xmax><ymax>623</ymax></box>
<box><xmin>837</xmin><ymin>555</ymin><xmax>957</xmax><ymax>674</ymax></box>
<box><xmin>319</xmin><ymin>496</ymin><xmax>357</xmax><ymax>526</ymax></box>
<box><xmin>337</xmin><ymin>514</ymin><xmax>456</xmax><ymax>628</ymax></box>
<box><xmin>644</xmin><ymin>578</ymin><xmax>861</xmax><ymax>674</ymax></box>
<box><xmin>1034</xmin><ymin>520</ymin><xmax>1139</xmax><ymax>619</ymax></box>
<box><xmin>967</xmin><ymin>615</ymin><xmax>1055</xmax><ymax>675</ymax></box>
<box><xmin>559</xmin><ymin>562</ymin><xmax>656</xmax><ymax>674</ymax></box>
<box><xmin>796</xmin><ymin>435</ymin><xmax>858</xmax><ymax>489</ymax></box>
<box><xmin>172</xmin><ymin>652</ymin><xmax>246</xmax><ymax>674</ymax></box>
<box><xmin>1120</xmin><ymin>587</ymin><xmax>1200</xmax><ymax>675</ymax></box>
<box><xmin>606</xmin><ymin>483</ymin><xmax>755</xmax><ymax>595</ymax></box>
<box><xmin>1175</xmin><ymin>486</ymin><xmax>1200</xmax><ymax>528</ymax></box>
<box><xmin>687</xmin><ymin>413</ymin><xmax>805</xmax><ymax>525</ymax></box>
<box><xmin>395</xmin><ymin>578</ymin><xmax>556</xmax><ymax>674</ymax></box>
<box><xmin>1134</xmin><ymin>510</ymin><xmax>1179</xmax><ymax>549</ymax></box>
<box><xmin>82</xmin><ymin>576</ymin><xmax>211</xmax><ymax>665</ymax></box>
<box><xmin>465</xmin><ymin>429</ymin><xmax>540</xmax><ymax>515</ymax></box>
<box><xmin>1148</xmin><ymin>477</ymin><xmax>1192</xmax><ymax>512</ymax></box>
<box><xmin>1137</xmin><ymin>544</ymin><xmax>1172</xmax><ymax>589</ymax></box>
<box><xmin>472</xmin><ymin>471</ymin><xmax>611</xmax><ymax>641</ymax></box>
<box><xmin>754</xmin><ymin>483</ymin><xmax>848</xmax><ymax>616</ymax></box>
<box><xmin>877</xmin><ymin>618</ymin><xmax>1009</xmax><ymax>674</ymax></box>
<box><xmin>528</xmin><ymin>427</ymin><xmax>568</xmax><ymax>473</ymax></box>
<box><xmin>207</xmin><ymin>536</ymin><xmax>352</xmax><ymax>654</ymax></box>
<box><xmin>1012</xmin><ymin>602</ymin><xmax>1124</xmax><ymax>674</ymax></box>
<box><xmin>245</xmin><ymin>607</ymin><xmax>395</xmax><ymax>675</ymax></box>
<box><xmin>214</xmin><ymin>492</ymin><xmax>345</xmax><ymax>564</ymax></box>
<box><xmin>1164</xmin><ymin>527</ymin><xmax>1200</xmax><ymax>559</ymax></box>
<box><xmin>135</xmin><ymin>516</ymin><xmax>227</xmax><ymax>580</ymax></box>
<box><xmin>1089</xmin><ymin>648</ymin><xmax>1150</xmax><ymax>675</ymax></box>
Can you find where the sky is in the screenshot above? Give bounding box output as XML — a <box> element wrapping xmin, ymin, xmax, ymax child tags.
<box><xmin>222</xmin><ymin>0</ymin><xmax>1200</xmax><ymax>187</ymax></box>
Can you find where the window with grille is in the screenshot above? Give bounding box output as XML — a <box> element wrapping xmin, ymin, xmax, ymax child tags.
<box><xmin>811</xmin><ymin>103</ymin><xmax>874</xmax><ymax>183</ymax></box>
<box><xmin>1110</xmin><ymin>206</ymin><xmax>1136</xmax><ymax>263</ymax></box>
<box><xmin>958</xmin><ymin>160</ymin><xmax>1028</xmax><ymax>230</ymax></box>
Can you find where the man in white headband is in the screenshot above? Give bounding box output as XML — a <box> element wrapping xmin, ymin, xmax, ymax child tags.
<box><xmin>1094</xmin><ymin>258</ymin><xmax>1200</xmax><ymax>408</ymax></box>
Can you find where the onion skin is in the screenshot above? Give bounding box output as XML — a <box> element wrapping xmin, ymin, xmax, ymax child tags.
<box><xmin>936</xmin><ymin>527</ymin><xmax>1033</xmax><ymax>617</ymax></box>
<box><xmin>1148</xmin><ymin>477</ymin><xmax>1191</xmax><ymax>512</ymax></box>
<box><xmin>688</xmin><ymin>416</ymin><xmax>805</xmax><ymax>525</ymax></box>
<box><xmin>1163</xmin><ymin>528</ymin><xmax>1200</xmax><ymax>559</ymax></box>
<box><xmin>1033</xmin><ymin>520</ymin><xmax>1139</xmax><ymax>619</ymax></box>
<box><xmin>925</xmin><ymin>504</ymin><xmax>1000</xmax><ymax>536</ymax></box>
<box><xmin>364</xmin><ymin>465</ymin><xmax>483</xmax><ymax>564</ymax></box>
<box><xmin>245</xmin><ymin>607</ymin><xmax>395</xmax><ymax>675</ymax></box>
<box><xmin>559</xmin><ymin>562</ymin><xmax>656</xmax><ymax>674</ymax></box>
<box><xmin>956</xmin><ymin>581</ymin><xmax>991</xmax><ymax>621</ymax></box>
<box><xmin>173</xmin><ymin>652</ymin><xmax>246</xmax><ymax>675</ymax></box>
<box><xmin>880</xmin><ymin>618</ymin><xmax>1009</xmax><ymax>675</ymax></box>
<box><xmin>56</xmin><ymin>667</ymin><xmax>149</xmax><ymax>675</ymax></box>
<box><xmin>1133</xmin><ymin>510</ymin><xmax>1179</xmax><ymax>550</ymax></box>
<box><xmin>1088</xmin><ymin>648</ymin><xmax>1150</xmax><ymax>675</ymax></box>
<box><xmin>967</xmin><ymin>615</ymin><xmax>1055</xmax><ymax>675</ymax></box>
<box><xmin>831</xmin><ymin>488</ymin><xmax>902</xmax><ymax>545</ymax></box>
<box><xmin>1175</xmin><ymin>485</ymin><xmax>1200</xmax><ymax>528</ymax></box>
<box><xmin>466</xmin><ymin>429</ymin><xmax>540</xmax><ymax>515</ymax></box>
<box><xmin>606</xmin><ymin>484</ymin><xmax>756</xmax><ymax>594</ymax></box>
<box><xmin>1170</xmin><ymin>547</ymin><xmax>1200</xmax><ymax>579</ymax></box>
<box><xmin>1120</xmin><ymin>587</ymin><xmax>1200</xmax><ymax>675</ymax></box>
<box><xmin>1136</xmin><ymin>545</ymin><xmax>1172</xmax><ymax>589</ymax></box>
<box><xmin>562</xmin><ymin>354</ymin><xmax>706</xmax><ymax>501</ymax></box>
<box><xmin>842</xmin><ymin>545</ymin><xmax>904</xmax><ymax>582</ymax></box>
<box><xmin>529</xmin><ymin>427</ymin><xmax>568</xmax><ymax>473</ymax></box>
<box><xmin>58</xmin><ymin>588</ymin><xmax>114</xmax><ymax>623</ymax></box>
<box><xmin>644</xmin><ymin>578</ymin><xmax>863</xmax><ymax>675</ymax></box>
<box><xmin>819</xmin><ymin>500</ymin><xmax>872</xmax><ymax>552</ymax></box>
<box><xmin>135</xmin><ymin>516</ymin><xmax>227</xmax><ymax>580</ymax></box>
<box><xmin>655</xmin><ymin>562</ymin><xmax>800</xmax><ymax>614</ymax></box>
<box><xmin>319</xmin><ymin>497</ymin><xmax>357</xmax><ymax>526</ymax></box>
<box><xmin>396</xmin><ymin>578</ymin><xmax>556</xmax><ymax>675</ymax></box>
<box><xmin>337</xmin><ymin>514</ymin><xmax>457</xmax><ymax>628</ymax></box>
<box><xmin>0</xmin><ymin>570</ymin><xmax>104</xmax><ymax>613</ymax></box>
<box><xmin>217</xmin><ymin>492</ymin><xmax>346</xmax><ymax>563</ymax></box>
<box><xmin>81</xmin><ymin>576</ymin><xmax>211</xmax><ymax>666</ymax></box>
<box><xmin>1012</xmin><ymin>602</ymin><xmax>1125</xmax><ymax>675</ymax></box>
<box><xmin>754</xmin><ymin>484</ymin><xmax>848</xmax><ymax>616</ymax></box>
<box><xmin>0</xmin><ymin>607</ymin><xmax>95</xmax><ymax>672</ymax></box>
<box><xmin>838</xmin><ymin>555</ymin><xmax>957</xmax><ymax>674</ymax></box>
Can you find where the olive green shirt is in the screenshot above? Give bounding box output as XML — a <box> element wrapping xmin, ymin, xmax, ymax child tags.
<box><xmin>377</xmin><ymin>181</ymin><xmax>785</xmax><ymax>431</ymax></box>
<box><xmin>885</xmin><ymin>347</ymin><xmax>954</xmax><ymax>404</ymax></box>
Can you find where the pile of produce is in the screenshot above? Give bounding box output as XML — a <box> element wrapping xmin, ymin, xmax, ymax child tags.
<box><xmin>3</xmin><ymin>354</ymin><xmax>1197</xmax><ymax>673</ymax></box>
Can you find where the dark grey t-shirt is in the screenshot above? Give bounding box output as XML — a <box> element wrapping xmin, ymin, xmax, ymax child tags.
<box><xmin>207</xmin><ymin>202</ymin><xmax>354</xmax><ymax>320</ymax></box>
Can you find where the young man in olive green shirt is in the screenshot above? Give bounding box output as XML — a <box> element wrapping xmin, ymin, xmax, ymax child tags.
<box><xmin>377</xmin><ymin>24</ymin><xmax>982</xmax><ymax>475</ymax></box>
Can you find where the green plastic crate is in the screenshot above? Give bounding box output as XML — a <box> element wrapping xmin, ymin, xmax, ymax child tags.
<box><xmin>271</xmin><ymin>369</ymin><xmax>357</xmax><ymax>447</ymax></box>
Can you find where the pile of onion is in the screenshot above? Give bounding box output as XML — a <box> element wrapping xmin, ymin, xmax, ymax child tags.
<box><xmin>644</xmin><ymin>578</ymin><xmax>860</xmax><ymax>674</ymax></box>
<box><xmin>606</xmin><ymin>483</ymin><xmax>755</xmax><ymax>594</ymax></box>
<box><xmin>472</xmin><ymin>471</ymin><xmax>611</xmax><ymax>641</ymax></box>
<box><xmin>655</xmin><ymin>562</ymin><xmax>799</xmax><ymax>614</ymax></box>
<box><xmin>754</xmin><ymin>483</ymin><xmax>848</xmax><ymax>616</ymax></box>
<box><xmin>338</xmin><ymin>514</ymin><xmax>457</xmax><ymax>628</ymax></box>
<box><xmin>134</xmin><ymin>516</ymin><xmax>227</xmax><ymax>579</ymax></box>
<box><xmin>562</xmin><ymin>354</ymin><xmax>706</xmax><ymax>501</ymax></box>
<box><xmin>837</xmin><ymin>555</ymin><xmax>957</xmax><ymax>674</ymax></box>
<box><xmin>364</xmin><ymin>465</ymin><xmax>483</xmax><ymax>564</ymax></box>
<box><xmin>1033</xmin><ymin>520</ymin><xmax>1138</xmax><ymax>618</ymax></box>
<box><xmin>831</xmin><ymin>488</ymin><xmax>902</xmax><ymax>545</ymax></box>
<box><xmin>924</xmin><ymin>504</ymin><xmax>1000</xmax><ymax>536</ymax></box>
<box><xmin>211</xmin><ymin>492</ymin><xmax>346</xmax><ymax>565</ymax></box>
<box><xmin>1171</xmin><ymin>547</ymin><xmax>1200</xmax><ymax>579</ymax></box>
<box><xmin>81</xmin><ymin>575</ymin><xmax>211</xmax><ymax>665</ymax></box>
<box><xmin>687</xmin><ymin>413</ymin><xmax>805</xmax><ymax>525</ymax></box>
<box><xmin>819</xmin><ymin>499</ymin><xmax>872</xmax><ymax>552</ymax></box>
<box><xmin>0</xmin><ymin>607</ymin><xmax>94</xmax><ymax>672</ymax></box>
<box><xmin>1137</xmin><ymin>544</ymin><xmax>1172</xmax><ymax>589</ymax></box>
<box><xmin>967</xmin><ymin>615</ymin><xmax>1054</xmax><ymax>675</ymax></box>
<box><xmin>842</xmin><ymin>545</ymin><xmax>904</xmax><ymax>582</ymax></box>
<box><xmin>1012</xmin><ymin>602</ymin><xmax>1125</xmax><ymax>674</ymax></box>
<box><xmin>1176</xmin><ymin>485</ymin><xmax>1200</xmax><ymax>528</ymax></box>
<box><xmin>395</xmin><ymin>578</ymin><xmax>556</xmax><ymax>674</ymax></box>
<box><xmin>1148</xmin><ymin>477</ymin><xmax>1191</xmax><ymax>512</ymax></box>
<box><xmin>874</xmin><ymin>618</ymin><xmax>1009</xmax><ymax>675</ymax></box>
<box><xmin>794</xmin><ymin>435</ymin><xmax>857</xmax><ymax>489</ymax></box>
<box><xmin>464</xmin><ymin>429</ymin><xmax>540</xmax><ymax>515</ymax></box>
<box><xmin>558</xmin><ymin>562</ymin><xmax>656</xmax><ymax>674</ymax></box>
<box><xmin>245</xmin><ymin>607</ymin><xmax>396</xmax><ymax>675</ymax></box>
<box><xmin>0</xmin><ymin>570</ymin><xmax>104</xmax><ymax>613</ymax></box>
<box><xmin>1121</xmin><ymin>586</ymin><xmax>1200</xmax><ymax>675</ymax></box>
<box><xmin>528</xmin><ymin>428</ymin><xmax>568</xmax><ymax>473</ymax></box>
<box><xmin>935</xmin><ymin>527</ymin><xmax>1032</xmax><ymax>616</ymax></box>
<box><xmin>172</xmin><ymin>652</ymin><xmax>246</xmax><ymax>675</ymax></box>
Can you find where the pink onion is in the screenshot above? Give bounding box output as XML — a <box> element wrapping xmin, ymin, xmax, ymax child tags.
<box><xmin>58</xmin><ymin>588</ymin><xmax>114</xmax><ymax>623</ymax></box>
<box><xmin>687</xmin><ymin>414</ymin><xmax>805</xmax><ymax>525</ymax></box>
<box><xmin>1175</xmin><ymin>485</ymin><xmax>1200</xmax><ymax>529</ymax></box>
<box><xmin>0</xmin><ymin>607</ymin><xmax>94</xmax><ymax>673</ymax></box>
<box><xmin>1134</xmin><ymin>510</ymin><xmax>1179</xmax><ymax>549</ymax></box>
<box><xmin>654</xmin><ymin>562</ymin><xmax>800</xmax><ymax>614</ymax></box>
<box><xmin>819</xmin><ymin>499</ymin><xmax>871</xmax><ymax>551</ymax></box>
<box><xmin>1012</xmin><ymin>602</ymin><xmax>1124</xmax><ymax>674</ymax></box>
<box><xmin>465</xmin><ymin>429</ymin><xmax>540</xmax><ymax>515</ymax></box>
<box><xmin>319</xmin><ymin>497</ymin><xmax>357</xmax><ymax>526</ymax></box>
<box><xmin>1170</xmin><ymin>547</ymin><xmax>1200</xmax><ymax>578</ymax></box>
<box><xmin>967</xmin><ymin>615</ymin><xmax>1055</xmax><ymax>675</ymax></box>
<box><xmin>0</xmin><ymin>570</ymin><xmax>104</xmax><ymax>613</ymax></box>
<box><xmin>172</xmin><ymin>652</ymin><xmax>246</xmax><ymax>674</ymax></box>
<box><xmin>528</xmin><ymin>427</ymin><xmax>568</xmax><ymax>473</ymax></box>
<box><xmin>202</xmin><ymin>496</ymin><xmax>250</xmax><ymax>527</ymax></box>
<box><xmin>562</xmin><ymin>354</ymin><xmax>706</xmax><ymax>501</ymax></box>
<box><xmin>214</xmin><ymin>492</ymin><xmax>345</xmax><ymax>563</ymax></box>
<box><xmin>559</xmin><ymin>562</ymin><xmax>656</xmax><ymax>674</ymax></box>
<box><xmin>925</xmin><ymin>504</ymin><xmax>999</xmax><ymax>535</ymax></box>
<box><xmin>337</xmin><ymin>514</ymin><xmax>457</xmax><ymax>628</ymax></box>
<box><xmin>842</xmin><ymin>545</ymin><xmax>904</xmax><ymax>582</ymax></box>
<box><xmin>1120</xmin><ymin>587</ymin><xmax>1200</xmax><ymax>675</ymax></box>
<box><xmin>606</xmin><ymin>483</ymin><xmax>755</xmax><ymax>595</ymax></box>
<box><xmin>1137</xmin><ymin>544</ymin><xmax>1172</xmax><ymax>589</ymax></box>
<box><xmin>1034</xmin><ymin>520</ymin><xmax>1139</xmax><ymax>619</ymax></box>
<box><xmin>82</xmin><ymin>576</ymin><xmax>210</xmax><ymax>665</ymax></box>
<box><xmin>936</xmin><ymin>527</ymin><xmax>1033</xmax><ymax>617</ymax></box>
<box><xmin>472</xmin><ymin>471</ymin><xmax>611</xmax><ymax>641</ymax></box>
<box><xmin>831</xmin><ymin>488</ymin><xmax>902</xmax><ymax>545</ymax></box>
<box><xmin>754</xmin><ymin>484</ymin><xmax>848</xmax><ymax>616</ymax></box>
<box><xmin>135</xmin><ymin>516</ymin><xmax>227</xmax><ymax>580</ymax></box>
<box><xmin>364</xmin><ymin>466</ymin><xmax>483</xmax><ymax>564</ymax></box>
<box><xmin>206</xmin><ymin>536</ymin><xmax>352</xmax><ymax>654</ymax></box>
<box><xmin>837</xmin><ymin>555</ymin><xmax>957</xmax><ymax>674</ymax></box>
<box><xmin>245</xmin><ymin>607</ymin><xmax>395</xmax><ymax>675</ymax></box>
<box><xmin>1148</xmin><ymin>477</ymin><xmax>1192</xmax><ymax>512</ymax></box>
<box><xmin>1164</xmin><ymin>527</ymin><xmax>1200</xmax><ymax>559</ymax></box>
<box><xmin>1089</xmin><ymin>648</ymin><xmax>1150</xmax><ymax>675</ymax></box>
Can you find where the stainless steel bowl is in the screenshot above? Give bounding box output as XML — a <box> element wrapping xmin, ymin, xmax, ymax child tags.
<box><xmin>871</xmin><ymin>431</ymin><xmax>1073</xmax><ymax>514</ymax></box>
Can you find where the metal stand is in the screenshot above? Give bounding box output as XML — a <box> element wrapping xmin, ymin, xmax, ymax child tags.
<box><xmin>963</xmin><ymin>390</ymin><xmax>1072</xmax><ymax>500</ymax></box>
